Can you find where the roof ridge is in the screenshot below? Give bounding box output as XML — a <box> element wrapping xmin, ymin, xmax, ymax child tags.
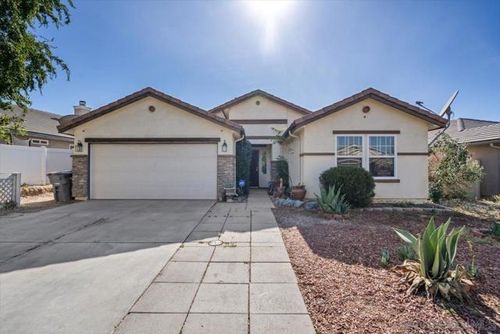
<box><xmin>453</xmin><ymin>117</ymin><xmax>499</xmax><ymax>123</ymax></box>
<box><xmin>458</xmin><ymin>121</ymin><xmax>500</xmax><ymax>133</ymax></box>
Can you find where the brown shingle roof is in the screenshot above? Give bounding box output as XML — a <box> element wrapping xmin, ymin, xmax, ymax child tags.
<box><xmin>1</xmin><ymin>106</ymin><xmax>73</xmax><ymax>140</ymax></box>
<box><xmin>284</xmin><ymin>88</ymin><xmax>447</xmax><ymax>137</ymax></box>
<box><xmin>430</xmin><ymin>120</ymin><xmax>500</xmax><ymax>144</ymax></box>
<box><xmin>428</xmin><ymin>118</ymin><xmax>499</xmax><ymax>143</ymax></box>
<box><xmin>209</xmin><ymin>89</ymin><xmax>311</xmax><ymax>115</ymax></box>
<box><xmin>58</xmin><ymin>87</ymin><xmax>243</xmax><ymax>133</ymax></box>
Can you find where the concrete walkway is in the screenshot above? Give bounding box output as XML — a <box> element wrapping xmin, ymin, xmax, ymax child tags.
<box><xmin>114</xmin><ymin>190</ymin><xmax>315</xmax><ymax>334</ymax></box>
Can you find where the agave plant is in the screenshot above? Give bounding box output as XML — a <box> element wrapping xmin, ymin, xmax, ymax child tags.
<box><xmin>393</xmin><ymin>217</ymin><xmax>472</xmax><ymax>301</ymax></box>
<box><xmin>315</xmin><ymin>185</ymin><xmax>350</xmax><ymax>214</ymax></box>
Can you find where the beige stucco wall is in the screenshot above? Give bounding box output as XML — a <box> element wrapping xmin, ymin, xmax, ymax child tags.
<box><xmin>288</xmin><ymin>98</ymin><xmax>433</xmax><ymax>199</ymax></box>
<box><xmin>68</xmin><ymin>96</ymin><xmax>238</xmax><ymax>156</ymax></box>
<box><xmin>469</xmin><ymin>143</ymin><xmax>500</xmax><ymax>196</ymax></box>
<box><xmin>225</xmin><ymin>95</ymin><xmax>305</xmax><ymax>122</ymax></box>
<box><xmin>222</xmin><ymin>95</ymin><xmax>305</xmax><ymax>160</ymax></box>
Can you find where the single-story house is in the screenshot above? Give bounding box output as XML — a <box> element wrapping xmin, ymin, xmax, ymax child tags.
<box><xmin>1</xmin><ymin>106</ymin><xmax>73</xmax><ymax>148</ymax></box>
<box><xmin>429</xmin><ymin>118</ymin><xmax>500</xmax><ymax>196</ymax></box>
<box><xmin>58</xmin><ymin>87</ymin><xmax>447</xmax><ymax>200</ymax></box>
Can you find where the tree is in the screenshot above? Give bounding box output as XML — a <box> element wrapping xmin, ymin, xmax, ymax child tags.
<box><xmin>236</xmin><ymin>138</ymin><xmax>252</xmax><ymax>194</ymax></box>
<box><xmin>0</xmin><ymin>0</ymin><xmax>73</xmax><ymax>142</ymax></box>
<box><xmin>429</xmin><ymin>134</ymin><xmax>483</xmax><ymax>200</ymax></box>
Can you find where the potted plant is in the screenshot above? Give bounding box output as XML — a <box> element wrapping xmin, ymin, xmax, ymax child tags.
<box><xmin>291</xmin><ymin>183</ymin><xmax>306</xmax><ymax>201</ymax></box>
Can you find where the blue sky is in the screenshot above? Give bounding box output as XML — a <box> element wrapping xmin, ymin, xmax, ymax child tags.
<box><xmin>30</xmin><ymin>0</ymin><xmax>500</xmax><ymax>121</ymax></box>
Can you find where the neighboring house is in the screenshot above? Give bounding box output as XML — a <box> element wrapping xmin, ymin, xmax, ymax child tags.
<box><xmin>58</xmin><ymin>87</ymin><xmax>447</xmax><ymax>201</ymax></box>
<box><xmin>0</xmin><ymin>106</ymin><xmax>73</xmax><ymax>148</ymax></box>
<box><xmin>429</xmin><ymin>118</ymin><xmax>500</xmax><ymax>196</ymax></box>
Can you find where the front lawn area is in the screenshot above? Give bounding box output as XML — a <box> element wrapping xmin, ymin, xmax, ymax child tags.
<box><xmin>273</xmin><ymin>207</ymin><xmax>499</xmax><ymax>333</ymax></box>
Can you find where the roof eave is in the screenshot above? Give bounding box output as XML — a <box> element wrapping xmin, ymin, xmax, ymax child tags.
<box><xmin>58</xmin><ymin>88</ymin><xmax>243</xmax><ymax>134</ymax></box>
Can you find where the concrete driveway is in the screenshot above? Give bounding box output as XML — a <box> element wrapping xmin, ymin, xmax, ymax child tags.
<box><xmin>0</xmin><ymin>200</ymin><xmax>213</xmax><ymax>334</ymax></box>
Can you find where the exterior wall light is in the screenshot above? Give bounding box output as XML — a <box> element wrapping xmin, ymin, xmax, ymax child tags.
<box><xmin>222</xmin><ymin>140</ymin><xmax>228</xmax><ymax>152</ymax></box>
<box><xmin>75</xmin><ymin>140</ymin><xmax>83</xmax><ymax>152</ymax></box>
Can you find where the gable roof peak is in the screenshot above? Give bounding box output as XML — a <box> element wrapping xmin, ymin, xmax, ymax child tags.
<box><xmin>283</xmin><ymin>87</ymin><xmax>447</xmax><ymax>138</ymax></box>
<box><xmin>58</xmin><ymin>87</ymin><xmax>243</xmax><ymax>133</ymax></box>
<box><xmin>209</xmin><ymin>89</ymin><xmax>311</xmax><ymax>115</ymax></box>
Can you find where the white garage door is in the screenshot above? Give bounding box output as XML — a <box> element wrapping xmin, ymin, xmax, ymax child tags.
<box><xmin>90</xmin><ymin>143</ymin><xmax>217</xmax><ymax>199</ymax></box>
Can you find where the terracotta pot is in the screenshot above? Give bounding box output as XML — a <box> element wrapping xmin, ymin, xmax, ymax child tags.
<box><xmin>291</xmin><ymin>186</ymin><xmax>306</xmax><ymax>201</ymax></box>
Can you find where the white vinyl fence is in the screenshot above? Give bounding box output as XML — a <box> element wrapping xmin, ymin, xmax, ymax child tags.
<box><xmin>0</xmin><ymin>144</ymin><xmax>72</xmax><ymax>185</ymax></box>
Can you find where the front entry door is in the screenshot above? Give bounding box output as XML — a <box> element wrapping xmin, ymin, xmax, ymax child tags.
<box><xmin>250</xmin><ymin>149</ymin><xmax>259</xmax><ymax>187</ymax></box>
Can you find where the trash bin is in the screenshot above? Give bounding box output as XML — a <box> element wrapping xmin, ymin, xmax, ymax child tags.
<box><xmin>47</xmin><ymin>171</ymin><xmax>73</xmax><ymax>202</ymax></box>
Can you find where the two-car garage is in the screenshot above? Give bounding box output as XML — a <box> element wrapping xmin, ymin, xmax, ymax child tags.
<box><xmin>89</xmin><ymin>142</ymin><xmax>218</xmax><ymax>200</ymax></box>
<box><xmin>57</xmin><ymin>87</ymin><xmax>242</xmax><ymax>200</ymax></box>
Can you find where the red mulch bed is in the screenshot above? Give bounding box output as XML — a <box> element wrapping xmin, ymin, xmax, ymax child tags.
<box><xmin>273</xmin><ymin>208</ymin><xmax>500</xmax><ymax>333</ymax></box>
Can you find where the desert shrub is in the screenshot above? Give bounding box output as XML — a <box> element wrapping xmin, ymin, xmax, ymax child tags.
<box><xmin>319</xmin><ymin>166</ymin><xmax>375</xmax><ymax>207</ymax></box>
<box><xmin>397</xmin><ymin>244</ymin><xmax>416</xmax><ymax>262</ymax></box>
<box><xmin>466</xmin><ymin>241</ymin><xmax>480</xmax><ymax>279</ymax></box>
<box><xmin>315</xmin><ymin>185</ymin><xmax>350</xmax><ymax>214</ymax></box>
<box><xmin>490</xmin><ymin>222</ymin><xmax>500</xmax><ymax>237</ymax></box>
<box><xmin>393</xmin><ymin>217</ymin><xmax>472</xmax><ymax>302</ymax></box>
<box><xmin>236</xmin><ymin>138</ymin><xmax>252</xmax><ymax>194</ymax></box>
<box><xmin>380</xmin><ymin>249</ymin><xmax>391</xmax><ymax>268</ymax></box>
<box><xmin>429</xmin><ymin>134</ymin><xmax>483</xmax><ymax>199</ymax></box>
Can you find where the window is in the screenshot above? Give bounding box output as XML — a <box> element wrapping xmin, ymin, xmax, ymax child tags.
<box><xmin>29</xmin><ymin>138</ymin><xmax>49</xmax><ymax>146</ymax></box>
<box><xmin>369</xmin><ymin>136</ymin><xmax>395</xmax><ymax>177</ymax></box>
<box><xmin>336</xmin><ymin>136</ymin><xmax>363</xmax><ymax>167</ymax></box>
<box><xmin>336</xmin><ymin>134</ymin><xmax>396</xmax><ymax>178</ymax></box>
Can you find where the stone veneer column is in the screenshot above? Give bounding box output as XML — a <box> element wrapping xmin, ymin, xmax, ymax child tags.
<box><xmin>72</xmin><ymin>155</ymin><xmax>88</xmax><ymax>199</ymax></box>
<box><xmin>217</xmin><ymin>155</ymin><xmax>236</xmax><ymax>201</ymax></box>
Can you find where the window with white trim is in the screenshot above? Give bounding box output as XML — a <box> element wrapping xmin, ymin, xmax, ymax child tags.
<box><xmin>29</xmin><ymin>138</ymin><xmax>49</xmax><ymax>146</ymax></box>
<box><xmin>336</xmin><ymin>135</ymin><xmax>363</xmax><ymax>167</ymax></box>
<box><xmin>368</xmin><ymin>136</ymin><xmax>395</xmax><ymax>177</ymax></box>
<box><xmin>336</xmin><ymin>134</ymin><xmax>396</xmax><ymax>178</ymax></box>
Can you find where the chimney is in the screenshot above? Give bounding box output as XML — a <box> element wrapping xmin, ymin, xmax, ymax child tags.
<box><xmin>73</xmin><ymin>100</ymin><xmax>91</xmax><ymax>116</ymax></box>
<box><xmin>456</xmin><ymin>118</ymin><xmax>465</xmax><ymax>132</ymax></box>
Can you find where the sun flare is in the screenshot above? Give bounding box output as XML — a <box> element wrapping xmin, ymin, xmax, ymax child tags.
<box><xmin>244</xmin><ymin>0</ymin><xmax>295</xmax><ymax>54</ymax></box>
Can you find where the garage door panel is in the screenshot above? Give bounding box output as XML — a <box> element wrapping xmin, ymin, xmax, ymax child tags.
<box><xmin>90</xmin><ymin>144</ymin><xmax>216</xmax><ymax>199</ymax></box>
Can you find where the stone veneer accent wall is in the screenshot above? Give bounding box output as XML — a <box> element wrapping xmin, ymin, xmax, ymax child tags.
<box><xmin>217</xmin><ymin>155</ymin><xmax>236</xmax><ymax>200</ymax></box>
<box><xmin>72</xmin><ymin>155</ymin><xmax>88</xmax><ymax>199</ymax></box>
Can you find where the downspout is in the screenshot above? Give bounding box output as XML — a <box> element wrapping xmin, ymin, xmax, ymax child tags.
<box><xmin>490</xmin><ymin>143</ymin><xmax>500</xmax><ymax>149</ymax></box>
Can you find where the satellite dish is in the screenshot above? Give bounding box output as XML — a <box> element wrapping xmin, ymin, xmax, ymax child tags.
<box><xmin>439</xmin><ymin>90</ymin><xmax>459</xmax><ymax>117</ymax></box>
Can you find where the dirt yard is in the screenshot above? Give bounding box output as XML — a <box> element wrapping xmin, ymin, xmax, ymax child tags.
<box><xmin>273</xmin><ymin>208</ymin><xmax>499</xmax><ymax>333</ymax></box>
<box><xmin>1</xmin><ymin>193</ymin><xmax>73</xmax><ymax>216</ymax></box>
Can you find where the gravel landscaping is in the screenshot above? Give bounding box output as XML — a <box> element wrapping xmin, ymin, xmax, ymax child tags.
<box><xmin>273</xmin><ymin>207</ymin><xmax>499</xmax><ymax>333</ymax></box>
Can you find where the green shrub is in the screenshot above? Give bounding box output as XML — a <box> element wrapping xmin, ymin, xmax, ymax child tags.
<box><xmin>397</xmin><ymin>244</ymin><xmax>416</xmax><ymax>262</ymax></box>
<box><xmin>429</xmin><ymin>134</ymin><xmax>483</xmax><ymax>199</ymax></box>
<box><xmin>393</xmin><ymin>217</ymin><xmax>471</xmax><ymax>301</ymax></box>
<box><xmin>380</xmin><ymin>249</ymin><xmax>391</xmax><ymax>268</ymax></box>
<box><xmin>490</xmin><ymin>222</ymin><xmax>500</xmax><ymax>237</ymax></box>
<box><xmin>315</xmin><ymin>185</ymin><xmax>350</xmax><ymax>214</ymax></box>
<box><xmin>429</xmin><ymin>184</ymin><xmax>443</xmax><ymax>204</ymax></box>
<box><xmin>319</xmin><ymin>166</ymin><xmax>375</xmax><ymax>207</ymax></box>
<box><xmin>275</xmin><ymin>156</ymin><xmax>290</xmax><ymax>187</ymax></box>
<box><xmin>236</xmin><ymin>138</ymin><xmax>252</xmax><ymax>194</ymax></box>
<box><xmin>466</xmin><ymin>241</ymin><xmax>479</xmax><ymax>279</ymax></box>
